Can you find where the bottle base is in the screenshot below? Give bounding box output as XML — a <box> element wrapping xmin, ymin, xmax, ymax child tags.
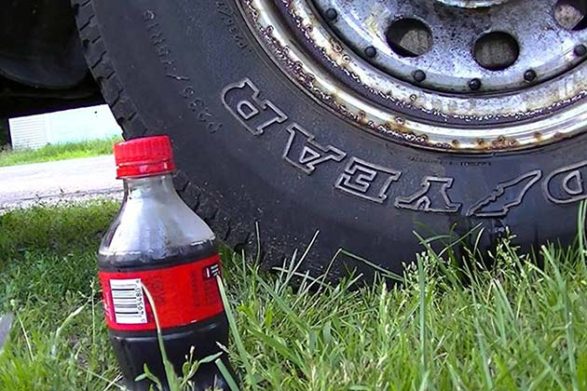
<box><xmin>109</xmin><ymin>315</ymin><xmax>232</xmax><ymax>390</ymax></box>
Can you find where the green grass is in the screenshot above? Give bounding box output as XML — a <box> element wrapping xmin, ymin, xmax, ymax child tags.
<box><xmin>0</xmin><ymin>136</ymin><xmax>122</xmax><ymax>167</ymax></box>
<box><xmin>1</xmin><ymin>201</ymin><xmax>587</xmax><ymax>390</ymax></box>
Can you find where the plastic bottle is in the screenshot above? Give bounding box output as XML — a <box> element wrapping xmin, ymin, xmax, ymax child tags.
<box><xmin>98</xmin><ymin>135</ymin><xmax>233</xmax><ymax>390</ymax></box>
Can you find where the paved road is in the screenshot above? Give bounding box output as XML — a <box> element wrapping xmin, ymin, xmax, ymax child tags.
<box><xmin>0</xmin><ymin>155</ymin><xmax>122</xmax><ymax>211</ymax></box>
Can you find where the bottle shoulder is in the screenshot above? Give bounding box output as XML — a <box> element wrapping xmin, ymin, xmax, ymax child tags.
<box><xmin>99</xmin><ymin>193</ymin><xmax>216</xmax><ymax>269</ymax></box>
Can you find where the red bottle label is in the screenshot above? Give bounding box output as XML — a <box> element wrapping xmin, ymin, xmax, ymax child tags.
<box><xmin>98</xmin><ymin>254</ymin><xmax>224</xmax><ymax>332</ymax></box>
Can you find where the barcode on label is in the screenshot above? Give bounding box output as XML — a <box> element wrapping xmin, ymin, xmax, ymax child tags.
<box><xmin>204</xmin><ymin>263</ymin><xmax>220</xmax><ymax>279</ymax></box>
<box><xmin>110</xmin><ymin>278</ymin><xmax>147</xmax><ymax>324</ymax></box>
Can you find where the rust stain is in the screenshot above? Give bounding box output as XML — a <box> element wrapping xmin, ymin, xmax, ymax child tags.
<box><xmin>244</xmin><ymin>0</ymin><xmax>585</xmax><ymax>153</ymax></box>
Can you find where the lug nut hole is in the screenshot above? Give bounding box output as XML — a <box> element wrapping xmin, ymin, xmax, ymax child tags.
<box><xmin>555</xmin><ymin>0</ymin><xmax>587</xmax><ymax>31</ymax></box>
<box><xmin>386</xmin><ymin>18</ymin><xmax>433</xmax><ymax>58</ymax></box>
<box><xmin>474</xmin><ymin>31</ymin><xmax>520</xmax><ymax>71</ymax></box>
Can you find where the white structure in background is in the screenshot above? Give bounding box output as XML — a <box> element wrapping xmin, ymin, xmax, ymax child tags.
<box><xmin>8</xmin><ymin>105</ymin><xmax>122</xmax><ymax>150</ymax></box>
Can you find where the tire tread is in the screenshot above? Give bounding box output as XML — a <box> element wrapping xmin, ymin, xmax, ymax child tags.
<box><xmin>71</xmin><ymin>0</ymin><xmax>253</xmax><ymax>252</ymax></box>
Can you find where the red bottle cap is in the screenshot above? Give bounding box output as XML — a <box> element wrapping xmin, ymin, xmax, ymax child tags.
<box><xmin>113</xmin><ymin>135</ymin><xmax>176</xmax><ymax>178</ymax></box>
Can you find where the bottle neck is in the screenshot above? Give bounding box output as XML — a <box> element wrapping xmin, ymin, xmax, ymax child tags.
<box><xmin>123</xmin><ymin>174</ymin><xmax>177</xmax><ymax>200</ymax></box>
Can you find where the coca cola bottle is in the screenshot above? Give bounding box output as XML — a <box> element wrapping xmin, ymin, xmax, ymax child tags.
<box><xmin>98</xmin><ymin>135</ymin><xmax>233</xmax><ymax>390</ymax></box>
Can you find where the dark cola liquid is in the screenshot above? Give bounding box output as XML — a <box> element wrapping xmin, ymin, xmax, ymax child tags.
<box><xmin>98</xmin><ymin>240</ymin><xmax>232</xmax><ymax>391</ymax></box>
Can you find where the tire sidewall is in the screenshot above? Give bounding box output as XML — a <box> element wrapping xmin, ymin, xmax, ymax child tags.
<box><xmin>84</xmin><ymin>0</ymin><xmax>587</xmax><ymax>276</ymax></box>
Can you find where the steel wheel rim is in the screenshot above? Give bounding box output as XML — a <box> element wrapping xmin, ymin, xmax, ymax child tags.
<box><xmin>239</xmin><ymin>0</ymin><xmax>587</xmax><ymax>152</ymax></box>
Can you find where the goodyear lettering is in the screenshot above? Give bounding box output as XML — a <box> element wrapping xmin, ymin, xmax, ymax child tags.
<box><xmin>543</xmin><ymin>161</ymin><xmax>587</xmax><ymax>204</ymax></box>
<box><xmin>395</xmin><ymin>177</ymin><xmax>461</xmax><ymax>213</ymax></box>
<box><xmin>283</xmin><ymin>124</ymin><xmax>346</xmax><ymax>174</ymax></box>
<box><xmin>222</xmin><ymin>78</ymin><xmax>287</xmax><ymax>136</ymax></box>
<box><xmin>335</xmin><ymin>157</ymin><xmax>401</xmax><ymax>203</ymax></box>
<box><xmin>222</xmin><ymin>78</ymin><xmax>587</xmax><ymax>215</ymax></box>
<box><xmin>468</xmin><ymin>170</ymin><xmax>542</xmax><ymax>217</ymax></box>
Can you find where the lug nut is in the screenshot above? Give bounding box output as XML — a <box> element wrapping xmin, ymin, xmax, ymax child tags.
<box><xmin>324</xmin><ymin>8</ymin><xmax>338</xmax><ymax>21</ymax></box>
<box><xmin>413</xmin><ymin>70</ymin><xmax>426</xmax><ymax>82</ymax></box>
<box><xmin>574</xmin><ymin>44</ymin><xmax>587</xmax><ymax>57</ymax></box>
<box><xmin>524</xmin><ymin>69</ymin><xmax>537</xmax><ymax>82</ymax></box>
<box><xmin>468</xmin><ymin>78</ymin><xmax>482</xmax><ymax>91</ymax></box>
<box><xmin>364</xmin><ymin>46</ymin><xmax>377</xmax><ymax>58</ymax></box>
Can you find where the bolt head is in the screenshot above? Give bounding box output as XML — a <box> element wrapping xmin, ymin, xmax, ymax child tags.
<box><xmin>524</xmin><ymin>69</ymin><xmax>537</xmax><ymax>82</ymax></box>
<box><xmin>468</xmin><ymin>78</ymin><xmax>482</xmax><ymax>91</ymax></box>
<box><xmin>575</xmin><ymin>44</ymin><xmax>587</xmax><ymax>57</ymax></box>
<box><xmin>413</xmin><ymin>70</ymin><xmax>426</xmax><ymax>82</ymax></box>
<box><xmin>364</xmin><ymin>46</ymin><xmax>377</xmax><ymax>58</ymax></box>
<box><xmin>324</xmin><ymin>8</ymin><xmax>338</xmax><ymax>21</ymax></box>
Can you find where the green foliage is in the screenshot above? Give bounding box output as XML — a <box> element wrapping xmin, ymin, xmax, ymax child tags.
<box><xmin>1</xmin><ymin>201</ymin><xmax>587</xmax><ymax>390</ymax></box>
<box><xmin>0</xmin><ymin>200</ymin><xmax>119</xmax><ymax>261</ymax></box>
<box><xmin>0</xmin><ymin>202</ymin><xmax>120</xmax><ymax>390</ymax></box>
<box><xmin>0</xmin><ymin>136</ymin><xmax>121</xmax><ymax>167</ymax></box>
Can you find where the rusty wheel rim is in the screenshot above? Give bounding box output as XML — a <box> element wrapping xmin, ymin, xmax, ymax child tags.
<box><xmin>239</xmin><ymin>0</ymin><xmax>587</xmax><ymax>152</ymax></box>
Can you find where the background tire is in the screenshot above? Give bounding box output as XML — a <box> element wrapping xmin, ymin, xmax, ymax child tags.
<box><xmin>72</xmin><ymin>0</ymin><xmax>587</xmax><ymax>279</ymax></box>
